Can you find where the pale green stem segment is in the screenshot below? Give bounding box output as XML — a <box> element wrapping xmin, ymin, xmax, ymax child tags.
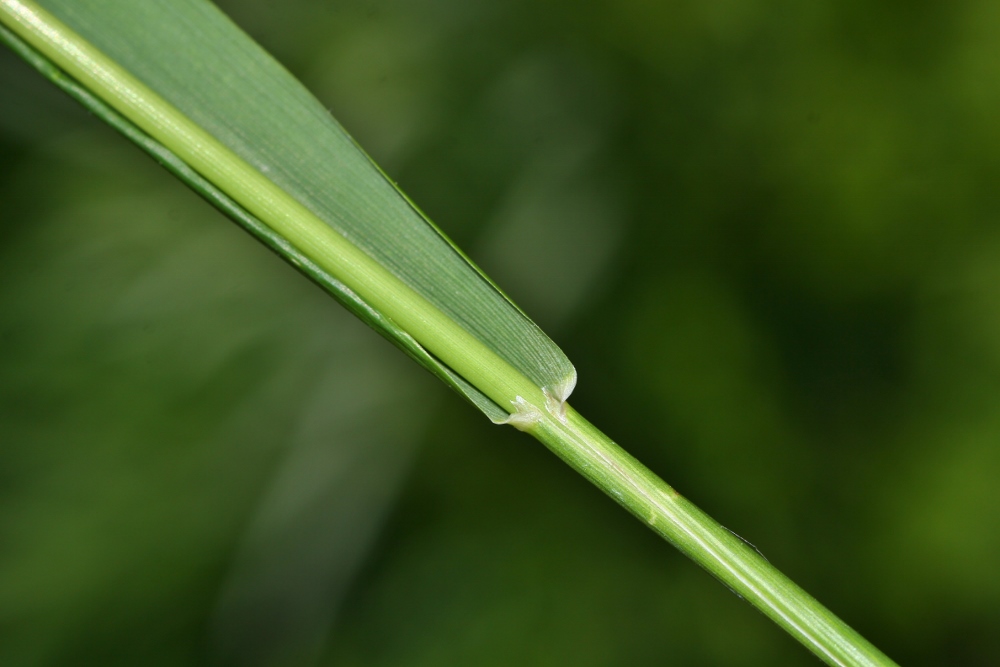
<box><xmin>0</xmin><ymin>0</ymin><xmax>546</xmax><ymax>417</ymax></box>
<box><xmin>526</xmin><ymin>407</ymin><xmax>898</xmax><ymax>667</ymax></box>
<box><xmin>0</xmin><ymin>2</ymin><xmax>900</xmax><ymax>664</ymax></box>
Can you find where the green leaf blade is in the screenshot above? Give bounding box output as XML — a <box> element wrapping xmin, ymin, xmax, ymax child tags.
<box><xmin>28</xmin><ymin>0</ymin><xmax>576</xmax><ymax>407</ymax></box>
<box><xmin>0</xmin><ymin>16</ymin><xmax>511</xmax><ymax>423</ymax></box>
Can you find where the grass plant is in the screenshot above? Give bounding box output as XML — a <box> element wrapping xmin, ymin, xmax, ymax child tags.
<box><xmin>0</xmin><ymin>1</ymin><xmax>899</xmax><ymax>664</ymax></box>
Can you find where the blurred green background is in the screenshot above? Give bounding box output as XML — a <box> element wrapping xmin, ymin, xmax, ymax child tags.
<box><xmin>2</xmin><ymin>0</ymin><xmax>999</xmax><ymax>664</ymax></box>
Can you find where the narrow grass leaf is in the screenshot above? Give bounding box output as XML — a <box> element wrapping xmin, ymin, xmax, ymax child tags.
<box><xmin>0</xmin><ymin>0</ymin><xmax>575</xmax><ymax>419</ymax></box>
<box><xmin>0</xmin><ymin>19</ymin><xmax>510</xmax><ymax>422</ymax></box>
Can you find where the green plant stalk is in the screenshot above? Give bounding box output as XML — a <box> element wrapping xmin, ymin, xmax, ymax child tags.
<box><xmin>0</xmin><ymin>2</ymin><xmax>898</xmax><ymax>665</ymax></box>
<box><xmin>530</xmin><ymin>408</ymin><xmax>893</xmax><ymax>666</ymax></box>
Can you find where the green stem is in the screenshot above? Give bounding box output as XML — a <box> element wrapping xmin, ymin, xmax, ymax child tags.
<box><xmin>528</xmin><ymin>407</ymin><xmax>897</xmax><ymax>667</ymax></box>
